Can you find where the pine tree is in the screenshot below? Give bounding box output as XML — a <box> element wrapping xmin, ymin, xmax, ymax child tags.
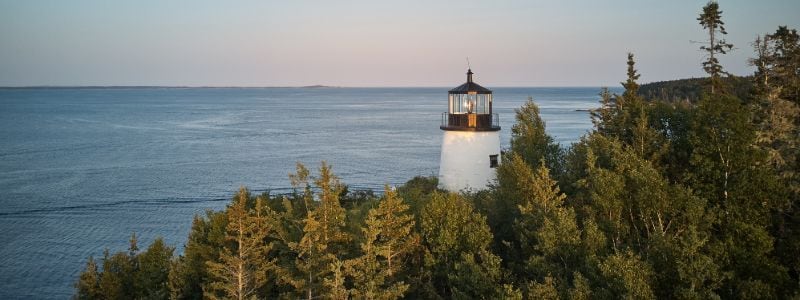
<box><xmin>591</xmin><ymin>87</ymin><xmax>615</xmax><ymax>135</ymax></box>
<box><xmin>205</xmin><ymin>187</ymin><xmax>274</xmax><ymax>300</ymax></box>
<box><xmin>289</xmin><ymin>162</ymin><xmax>351</xmax><ymax>300</ymax></box>
<box><xmin>74</xmin><ymin>256</ymin><xmax>101</xmax><ymax>300</ymax></box>
<box><xmin>99</xmin><ymin>249</ymin><xmax>135</xmax><ymax>300</ymax></box>
<box><xmin>135</xmin><ymin>238</ymin><xmax>174</xmax><ymax>300</ymax></box>
<box><xmin>768</xmin><ymin>26</ymin><xmax>800</xmax><ymax>104</ymax></box>
<box><xmin>697</xmin><ymin>1</ymin><xmax>734</xmax><ymax>94</ymax></box>
<box><xmin>622</xmin><ymin>53</ymin><xmax>640</xmax><ymax>99</ymax></box>
<box><xmin>510</xmin><ymin>96</ymin><xmax>562</xmax><ymax>174</ymax></box>
<box><xmin>347</xmin><ymin>185</ymin><xmax>417</xmax><ymax>299</ymax></box>
<box><xmin>324</xmin><ymin>260</ymin><xmax>349</xmax><ymax>300</ymax></box>
<box><xmin>168</xmin><ymin>210</ymin><xmax>227</xmax><ymax>300</ymax></box>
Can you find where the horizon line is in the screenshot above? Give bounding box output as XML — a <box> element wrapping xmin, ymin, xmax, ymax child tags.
<box><xmin>0</xmin><ymin>83</ymin><xmax>671</xmax><ymax>89</ymax></box>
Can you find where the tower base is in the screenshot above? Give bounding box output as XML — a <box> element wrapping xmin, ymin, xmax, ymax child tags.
<box><xmin>438</xmin><ymin>130</ymin><xmax>501</xmax><ymax>191</ymax></box>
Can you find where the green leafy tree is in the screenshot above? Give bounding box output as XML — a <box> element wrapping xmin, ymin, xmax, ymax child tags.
<box><xmin>510</xmin><ymin>96</ymin><xmax>563</xmax><ymax>174</ymax></box>
<box><xmin>419</xmin><ymin>192</ymin><xmax>503</xmax><ymax>298</ymax></box>
<box><xmin>689</xmin><ymin>93</ymin><xmax>790</xmax><ymax>297</ymax></box>
<box><xmin>598</xmin><ymin>250</ymin><xmax>655</xmax><ymax>300</ymax></box>
<box><xmin>525</xmin><ymin>277</ymin><xmax>559</xmax><ymax>300</ymax></box>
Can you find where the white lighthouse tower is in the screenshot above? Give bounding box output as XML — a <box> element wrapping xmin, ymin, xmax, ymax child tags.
<box><xmin>438</xmin><ymin>69</ymin><xmax>501</xmax><ymax>191</ymax></box>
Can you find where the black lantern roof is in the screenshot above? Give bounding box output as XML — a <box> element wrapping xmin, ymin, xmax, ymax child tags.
<box><xmin>448</xmin><ymin>69</ymin><xmax>492</xmax><ymax>94</ymax></box>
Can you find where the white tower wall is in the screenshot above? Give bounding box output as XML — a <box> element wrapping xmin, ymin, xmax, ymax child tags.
<box><xmin>438</xmin><ymin>130</ymin><xmax>501</xmax><ymax>191</ymax></box>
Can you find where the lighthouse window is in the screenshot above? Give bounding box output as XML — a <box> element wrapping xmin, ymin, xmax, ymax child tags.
<box><xmin>476</xmin><ymin>94</ymin><xmax>487</xmax><ymax>114</ymax></box>
<box><xmin>489</xmin><ymin>154</ymin><xmax>499</xmax><ymax>168</ymax></box>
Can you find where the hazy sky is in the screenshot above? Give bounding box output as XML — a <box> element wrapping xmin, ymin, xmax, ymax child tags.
<box><xmin>1</xmin><ymin>1</ymin><xmax>798</xmax><ymax>87</ymax></box>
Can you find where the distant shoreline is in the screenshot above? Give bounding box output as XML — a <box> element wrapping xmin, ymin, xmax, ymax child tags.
<box><xmin>0</xmin><ymin>85</ymin><xmax>612</xmax><ymax>89</ymax></box>
<box><xmin>0</xmin><ymin>85</ymin><xmax>344</xmax><ymax>90</ymax></box>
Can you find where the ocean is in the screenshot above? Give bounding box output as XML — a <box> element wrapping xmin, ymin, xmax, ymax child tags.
<box><xmin>0</xmin><ymin>87</ymin><xmax>617</xmax><ymax>298</ymax></box>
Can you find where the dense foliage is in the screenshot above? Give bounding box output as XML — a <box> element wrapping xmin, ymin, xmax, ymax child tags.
<box><xmin>638</xmin><ymin>76</ymin><xmax>753</xmax><ymax>104</ymax></box>
<box><xmin>76</xmin><ymin>3</ymin><xmax>799</xmax><ymax>299</ymax></box>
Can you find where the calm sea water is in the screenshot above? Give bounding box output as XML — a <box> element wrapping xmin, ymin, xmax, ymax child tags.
<box><xmin>0</xmin><ymin>87</ymin><xmax>617</xmax><ymax>298</ymax></box>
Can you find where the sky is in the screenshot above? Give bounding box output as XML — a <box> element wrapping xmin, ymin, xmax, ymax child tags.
<box><xmin>0</xmin><ymin>0</ymin><xmax>798</xmax><ymax>87</ymax></box>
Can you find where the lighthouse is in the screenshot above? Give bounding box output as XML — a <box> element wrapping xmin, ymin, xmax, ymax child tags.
<box><xmin>438</xmin><ymin>69</ymin><xmax>501</xmax><ymax>191</ymax></box>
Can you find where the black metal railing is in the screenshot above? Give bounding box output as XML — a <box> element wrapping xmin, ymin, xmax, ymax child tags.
<box><xmin>440</xmin><ymin>112</ymin><xmax>500</xmax><ymax>131</ymax></box>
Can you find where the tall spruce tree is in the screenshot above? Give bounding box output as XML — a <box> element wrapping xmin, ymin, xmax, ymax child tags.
<box><xmin>288</xmin><ymin>162</ymin><xmax>351</xmax><ymax>300</ymax></box>
<box><xmin>205</xmin><ymin>188</ymin><xmax>274</xmax><ymax>300</ymax></box>
<box><xmin>698</xmin><ymin>1</ymin><xmax>734</xmax><ymax>94</ymax></box>
<box><xmin>347</xmin><ymin>185</ymin><xmax>417</xmax><ymax>299</ymax></box>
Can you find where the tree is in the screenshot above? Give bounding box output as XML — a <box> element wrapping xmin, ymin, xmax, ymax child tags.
<box><xmin>74</xmin><ymin>257</ymin><xmax>101</xmax><ymax>300</ymax></box>
<box><xmin>287</xmin><ymin>162</ymin><xmax>351</xmax><ymax>300</ymax></box>
<box><xmin>510</xmin><ymin>96</ymin><xmax>563</xmax><ymax>174</ymax></box>
<box><xmin>591</xmin><ymin>87</ymin><xmax>615</xmax><ymax>136</ymax></box>
<box><xmin>622</xmin><ymin>52</ymin><xmax>641</xmax><ymax>99</ymax></box>
<box><xmin>768</xmin><ymin>26</ymin><xmax>800</xmax><ymax>104</ymax></box>
<box><xmin>205</xmin><ymin>188</ymin><xmax>274</xmax><ymax>300</ymax></box>
<box><xmin>591</xmin><ymin>54</ymin><xmax>666</xmax><ymax>163</ymax></box>
<box><xmin>168</xmin><ymin>210</ymin><xmax>227</xmax><ymax>300</ymax></box>
<box><xmin>419</xmin><ymin>192</ymin><xmax>503</xmax><ymax>298</ymax></box>
<box><xmin>135</xmin><ymin>238</ymin><xmax>174</xmax><ymax>299</ymax></box>
<box><xmin>99</xmin><ymin>250</ymin><xmax>135</xmax><ymax>300</ymax></box>
<box><xmin>598</xmin><ymin>251</ymin><xmax>655</xmax><ymax>300</ymax></box>
<box><xmin>697</xmin><ymin>1</ymin><xmax>734</xmax><ymax>94</ymax></box>
<box><xmin>750</xmin><ymin>27</ymin><xmax>800</xmax><ymax>192</ymax></box>
<box><xmin>347</xmin><ymin>185</ymin><xmax>417</xmax><ymax>299</ymax></box>
<box><xmin>688</xmin><ymin>93</ymin><xmax>791</xmax><ymax>297</ymax></box>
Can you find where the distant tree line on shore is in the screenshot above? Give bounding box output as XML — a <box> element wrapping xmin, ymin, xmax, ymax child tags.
<box><xmin>75</xmin><ymin>2</ymin><xmax>800</xmax><ymax>299</ymax></box>
<box><xmin>637</xmin><ymin>76</ymin><xmax>753</xmax><ymax>104</ymax></box>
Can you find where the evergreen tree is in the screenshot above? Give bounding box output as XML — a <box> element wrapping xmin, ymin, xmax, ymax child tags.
<box><xmin>591</xmin><ymin>54</ymin><xmax>666</xmax><ymax>163</ymax></box>
<box><xmin>99</xmin><ymin>249</ymin><xmax>135</xmax><ymax>300</ymax></box>
<box><xmin>135</xmin><ymin>238</ymin><xmax>174</xmax><ymax>300</ymax></box>
<box><xmin>168</xmin><ymin>210</ymin><xmax>227</xmax><ymax>300</ymax></box>
<box><xmin>749</xmin><ymin>26</ymin><xmax>800</xmax><ymax>295</ymax></box>
<box><xmin>697</xmin><ymin>1</ymin><xmax>734</xmax><ymax>94</ymax></box>
<box><xmin>590</xmin><ymin>87</ymin><xmax>615</xmax><ymax>136</ymax></box>
<box><xmin>419</xmin><ymin>192</ymin><xmax>503</xmax><ymax>298</ymax></box>
<box><xmin>347</xmin><ymin>185</ymin><xmax>417</xmax><ymax>300</ymax></box>
<box><xmin>324</xmin><ymin>259</ymin><xmax>349</xmax><ymax>300</ymax></box>
<box><xmin>622</xmin><ymin>53</ymin><xmax>640</xmax><ymax>100</ymax></box>
<box><xmin>205</xmin><ymin>188</ymin><xmax>274</xmax><ymax>300</ymax></box>
<box><xmin>287</xmin><ymin>162</ymin><xmax>351</xmax><ymax>299</ymax></box>
<box><xmin>510</xmin><ymin>96</ymin><xmax>563</xmax><ymax>174</ymax></box>
<box><xmin>768</xmin><ymin>26</ymin><xmax>800</xmax><ymax>104</ymax></box>
<box><xmin>74</xmin><ymin>256</ymin><xmax>101</xmax><ymax>300</ymax></box>
<box><xmin>689</xmin><ymin>93</ymin><xmax>790</xmax><ymax>297</ymax></box>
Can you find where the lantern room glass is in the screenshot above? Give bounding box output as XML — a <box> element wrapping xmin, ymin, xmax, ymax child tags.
<box><xmin>448</xmin><ymin>94</ymin><xmax>491</xmax><ymax>114</ymax></box>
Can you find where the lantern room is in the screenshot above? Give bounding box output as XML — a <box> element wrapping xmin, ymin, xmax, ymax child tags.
<box><xmin>441</xmin><ymin>69</ymin><xmax>500</xmax><ymax>131</ymax></box>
